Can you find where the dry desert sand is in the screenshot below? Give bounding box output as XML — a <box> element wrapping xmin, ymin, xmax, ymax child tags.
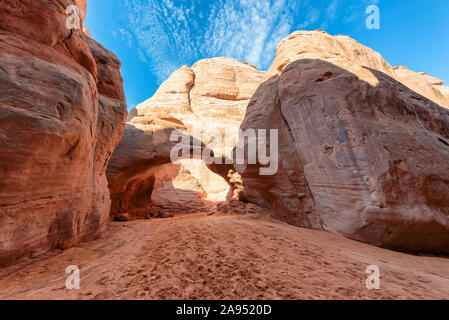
<box><xmin>1</xmin><ymin>212</ymin><xmax>448</xmax><ymax>300</ymax></box>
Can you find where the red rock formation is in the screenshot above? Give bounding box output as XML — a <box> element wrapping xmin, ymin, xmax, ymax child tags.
<box><xmin>108</xmin><ymin>58</ymin><xmax>265</xmax><ymax>219</ymax></box>
<box><xmin>106</xmin><ymin>118</ymin><xmax>191</xmax><ymax>220</ymax></box>
<box><xmin>210</xmin><ymin>30</ymin><xmax>449</xmax><ymax>253</ymax></box>
<box><xmin>267</xmin><ymin>30</ymin><xmax>449</xmax><ymax>109</ymax></box>
<box><xmin>0</xmin><ymin>0</ymin><xmax>127</xmax><ymax>266</ymax></box>
<box><xmin>107</xmin><ymin>30</ymin><xmax>449</xmax><ymax>253</ymax></box>
<box><xmin>234</xmin><ymin>58</ymin><xmax>449</xmax><ymax>253</ymax></box>
<box><xmin>393</xmin><ymin>66</ymin><xmax>449</xmax><ymax>108</ymax></box>
<box><xmin>150</xmin><ymin>164</ymin><xmax>212</xmax><ymax>216</ymax></box>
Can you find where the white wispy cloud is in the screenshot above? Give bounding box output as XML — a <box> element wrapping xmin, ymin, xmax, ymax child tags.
<box><xmin>123</xmin><ymin>0</ymin><xmax>297</xmax><ymax>82</ymax></box>
<box><xmin>122</xmin><ymin>0</ymin><xmax>378</xmax><ymax>82</ymax></box>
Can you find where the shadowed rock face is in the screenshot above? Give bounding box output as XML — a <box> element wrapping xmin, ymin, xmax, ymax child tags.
<box><xmin>106</xmin><ymin>118</ymin><xmax>230</xmax><ymax>220</ymax></box>
<box><xmin>106</xmin><ymin>121</ymin><xmax>187</xmax><ymax>220</ymax></box>
<box><xmin>209</xmin><ymin>30</ymin><xmax>449</xmax><ymax>253</ymax></box>
<box><xmin>233</xmin><ymin>58</ymin><xmax>449</xmax><ymax>253</ymax></box>
<box><xmin>0</xmin><ymin>0</ymin><xmax>127</xmax><ymax>266</ymax></box>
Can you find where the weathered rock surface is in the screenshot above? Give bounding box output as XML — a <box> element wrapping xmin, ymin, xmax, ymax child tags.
<box><xmin>211</xmin><ymin>30</ymin><xmax>449</xmax><ymax>253</ymax></box>
<box><xmin>437</xmin><ymin>85</ymin><xmax>449</xmax><ymax>100</ymax></box>
<box><xmin>267</xmin><ymin>30</ymin><xmax>449</xmax><ymax>109</ymax></box>
<box><xmin>108</xmin><ymin>30</ymin><xmax>449</xmax><ymax>253</ymax></box>
<box><xmin>0</xmin><ymin>0</ymin><xmax>127</xmax><ymax>266</ymax></box>
<box><xmin>393</xmin><ymin>66</ymin><xmax>449</xmax><ymax>109</ymax></box>
<box><xmin>107</xmin><ymin>118</ymin><xmax>194</xmax><ymax>220</ymax></box>
<box><xmin>234</xmin><ymin>56</ymin><xmax>449</xmax><ymax>253</ymax></box>
<box><xmin>266</xmin><ymin>30</ymin><xmax>397</xmax><ymax>80</ymax></box>
<box><xmin>108</xmin><ymin>58</ymin><xmax>265</xmax><ymax>219</ymax></box>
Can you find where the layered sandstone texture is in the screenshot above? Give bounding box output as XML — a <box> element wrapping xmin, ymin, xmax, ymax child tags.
<box><xmin>107</xmin><ymin>58</ymin><xmax>265</xmax><ymax>219</ymax></box>
<box><xmin>233</xmin><ymin>31</ymin><xmax>449</xmax><ymax>253</ymax></box>
<box><xmin>0</xmin><ymin>0</ymin><xmax>127</xmax><ymax>266</ymax></box>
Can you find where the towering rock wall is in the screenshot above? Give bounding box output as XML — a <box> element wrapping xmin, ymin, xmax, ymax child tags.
<box><xmin>0</xmin><ymin>0</ymin><xmax>127</xmax><ymax>266</ymax></box>
<box><xmin>232</xmin><ymin>31</ymin><xmax>449</xmax><ymax>253</ymax></box>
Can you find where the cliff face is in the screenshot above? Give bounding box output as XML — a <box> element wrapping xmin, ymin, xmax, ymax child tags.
<box><xmin>239</xmin><ymin>58</ymin><xmax>449</xmax><ymax>253</ymax></box>
<box><xmin>231</xmin><ymin>31</ymin><xmax>449</xmax><ymax>253</ymax></box>
<box><xmin>0</xmin><ymin>0</ymin><xmax>127</xmax><ymax>266</ymax></box>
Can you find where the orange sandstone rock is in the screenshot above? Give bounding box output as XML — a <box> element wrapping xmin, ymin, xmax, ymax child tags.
<box><xmin>0</xmin><ymin>0</ymin><xmax>127</xmax><ymax>266</ymax></box>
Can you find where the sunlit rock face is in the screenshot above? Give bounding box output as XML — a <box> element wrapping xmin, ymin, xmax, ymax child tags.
<box><xmin>266</xmin><ymin>30</ymin><xmax>449</xmax><ymax>109</ymax></box>
<box><xmin>0</xmin><ymin>0</ymin><xmax>127</xmax><ymax>266</ymax></box>
<box><xmin>265</xmin><ymin>30</ymin><xmax>397</xmax><ymax>80</ymax></box>
<box><xmin>108</xmin><ymin>57</ymin><xmax>265</xmax><ymax>219</ymax></box>
<box><xmin>227</xmin><ymin>30</ymin><xmax>449</xmax><ymax>253</ymax></box>
<box><xmin>393</xmin><ymin>66</ymin><xmax>449</xmax><ymax>109</ymax></box>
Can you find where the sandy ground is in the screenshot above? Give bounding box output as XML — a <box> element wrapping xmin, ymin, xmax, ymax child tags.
<box><xmin>0</xmin><ymin>212</ymin><xmax>448</xmax><ymax>300</ymax></box>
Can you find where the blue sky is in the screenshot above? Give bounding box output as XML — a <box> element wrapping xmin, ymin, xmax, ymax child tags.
<box><xmin>85</xmin><ymin>0</ymin><xmax>449</xmax><ymax>110</ymax></box>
